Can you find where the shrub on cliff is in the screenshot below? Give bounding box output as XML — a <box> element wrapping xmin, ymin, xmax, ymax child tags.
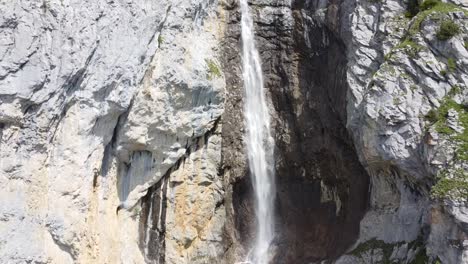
<box><xmin>436</xmin><ymin>20</ymin><xmax>460</xmax><ymax>40</ymax></box>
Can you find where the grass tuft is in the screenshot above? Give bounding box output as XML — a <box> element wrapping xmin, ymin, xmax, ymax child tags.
<box><xmin>407</xmin><ymin>2</ymin><xmax>466</xmax><ymax>37</ymax></box>
<box><xmin>447</xmin><ymin>58</ymin><xmax>457</xmax><ymax>72</ymax></box>
<box><xmin>205</xmin><ymin>59</ymin><xmax>222</xmax><ymax>80</ymax></box>
<box><xmin>158</xmin><ymin>35</ymin><xmax>164</xmax><ymax>45</ymax></box>
<box><xmin>432</xmin><ymin>169</ymin><xmax>468</xmax><ymax>200</ymax></box>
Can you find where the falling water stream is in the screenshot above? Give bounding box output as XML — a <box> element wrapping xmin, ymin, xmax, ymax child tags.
<box><xmin>240</xmin><ymin>0</ymin><xmax>276</xmax><ymax>263</ymax></box>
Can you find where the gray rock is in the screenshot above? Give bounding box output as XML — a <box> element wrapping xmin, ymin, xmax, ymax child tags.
<box><xmin>1</xmin><ymin>0</ymin><xmax>467</xmax><ymax>263</ymax></box>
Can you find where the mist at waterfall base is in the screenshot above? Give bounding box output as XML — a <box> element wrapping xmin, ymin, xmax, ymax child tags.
<box><xmin>240</xmin><ymin>0</ymin><xmax>276</xmax><ymax>263</ymax></box>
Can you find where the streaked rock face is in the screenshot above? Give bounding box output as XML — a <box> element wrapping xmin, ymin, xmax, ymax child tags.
<box><xmin>0</xmin><ymin>0</ymin><xmax>226</xmax><ymax>262</ymax></box>
<box><xmin>339</xmin><ymin>0</ymin><xmax>468</xmax><ymax>263</ymax></box>
<box><xmin>1</xmin><ymin>0</ymin><xmax>467</xmax><ymax>263</ymax></box>
<box><xmin>225</xmin><ymin>1</ymin><xmax>370</xmax><ymax>262</ymax></box>
<box><xmin>139</xmin><ymin>123</ymin><xmax>225</xmax><ymax>264</ymax></box>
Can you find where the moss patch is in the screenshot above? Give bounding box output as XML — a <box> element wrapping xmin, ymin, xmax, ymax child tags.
<box><xmin>425</xmin><ymin>97</ymin><xmax>467</xmax><ymax>138</ymax></box>
<box><xmin>398</xmin><ymin>38</ymin><xmax>424</xmax><ymax>57</ymax></box>
<box><xmin>385</xmin><ymin>38</ymin><xmax>424</xmax><ymax>61</ymax></box>
<box><xmin>447</xmin><ymin>58</ymin><xmax>457</xmax><ymax>72</ymax></box>
<box><xmin>408</xmin><ymin>1</ymin><xmax>467</xmax><ymax>37</ymax></box>
<box><xmin>350</xmin><ymin>237</ymin><xmax>436</xmax><ymax>264</ymax></box>
<box><xmin>448</xmin><ymin>85</ymin><xmax>462</xmax><ymax>97</ymax></box>
<box><xmin>438</xmin><ymin>98</ymin><xmax>467</xmax><ymax>161</ymax></box>
<box><xmin>158</xmin><ymin>35</ymin><xmax>164</xmax><ymax>45</ymax></box>
<box><xmin>426</xmin><ymin>90</ymin><xmax>468</xmax><ymax>200</ymax></box>
<box><xmin>410</xmin><ymin>248</ymin><xmax>430</xmax><ymax>264</ymax></box>
<box><xmin>205</xmin><ymin>59</ymin><xmax>221</xmax><ymax>80</ymax></box>
<box><xmin>350</xmin><ymin>239</ymin><xmax>403</xmax><ymax>263</ymax></box>
<box><xmin>432</xmin><ymin>169</ymin><xmax>468</xmax><ymax>200</ymax></box>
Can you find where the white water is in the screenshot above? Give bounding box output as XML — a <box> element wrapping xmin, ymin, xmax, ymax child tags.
<box><xmin>240</xmin><ymin>1</ymin><xmax>276</xmax><ymax>263</ymax></box>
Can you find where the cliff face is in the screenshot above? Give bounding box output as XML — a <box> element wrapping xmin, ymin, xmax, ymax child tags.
<box><xmin>1</xmin><ymin>0</ymin><xmax>467</xmax><ymax>264</ymax></box>
<box><xmin>333</xmin><ymin>0</ymin><xmax>468</xmax><ymax>263</ymax></box>
<box><xmin>224</xmin><ymin>1</ymin><xmax>370</xmax><ymax>262</ymax></box>
<box><xmin>0</xmin><ymin>0</ymin><xmax>226</xmax><ymax>262</ymax></box>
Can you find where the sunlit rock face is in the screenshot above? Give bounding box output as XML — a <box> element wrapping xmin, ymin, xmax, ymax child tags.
<box><xmin>0</xmin><ymin>0</ymin><xmax>226</xmax><ymax>262</ymax></box>
<box><xmin>225</xmin><ymin>0</ymin><xmax>468</xmax><ymax>263</ymax></box>
<box><xmin>1</xmin><ymin>0</ymin><xmax>467</xmax><ymax>263</ymax></box>
<box><xmin>138</xmin><ymin>123</ymin><xmax>226</xmax><ymax>263</ymax></box>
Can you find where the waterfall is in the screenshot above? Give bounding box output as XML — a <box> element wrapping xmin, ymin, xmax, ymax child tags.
<box><xmin>240</xmin><ymin>0</ymin><xmax>276</xmax><ymax>263</ymax></box>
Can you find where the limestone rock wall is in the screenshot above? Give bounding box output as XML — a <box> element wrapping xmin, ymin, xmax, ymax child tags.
<box><xmin>139</xmin><ymin>122</ymin><xmax>226</xmax><ymax>263</ymax></box>
<box><xmin>1</xmin><ymin>0</ymin><xmax>467</xmax><ymax>263</ymax></box>
<box><xmin>223</xmin><ymin>0</ymin><xmax>371</xmax><ymax>262</ymax></box>
<box><xmin>0</xmin><ymin>0</ymin><xmax>226</xmax><ymax>263</ymax></box>
<box><xmin>221</xmin><ymin>0</ymin><xmax>468</xmax><ymax>263</ymax></box>
<box><xmin>315</xmin><ymin>0</ymin><xmax>468</xmax><ymax>263</ymax></box>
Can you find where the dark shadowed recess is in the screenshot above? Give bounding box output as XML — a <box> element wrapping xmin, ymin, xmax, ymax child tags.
<box><xmin>138</xmin><ymin>175</ymin><xmax>169</xmax><ymax>263</ymax></box>
<box><xmin>231</xmin><ymin>0</ymin><xmax>370</xmax><ymax>263</ymax></box>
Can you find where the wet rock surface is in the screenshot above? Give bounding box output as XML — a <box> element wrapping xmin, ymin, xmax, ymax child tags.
<box><xmin>223</xmin><ymin>0</ymin><xmax>468</xmax><ymax>263</ymax></box>
<box><xmin>223</xmin><ymin>0</ymin><xmax>369</xmax><ymax>262</ymax></box>
<box><xmin>1</xmin><ymin>0</ymin><xmax>467</xmax><ymax>263</ymax></box>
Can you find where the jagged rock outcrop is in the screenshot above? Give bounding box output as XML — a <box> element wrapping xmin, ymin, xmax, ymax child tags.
<box><xmin>1</xmin><ymin>0</ymin><xmax>467</xmax><ymax>263</ymax></box>
<box><xmin>0</xmin><ymin>0</ymin><xmax>226</xmax><ymax>262</ymax></box>
<box><xmin>224</xmin><ymin>0</ymin><xmax>468</xmax><ymax>263</ymax></box>
<box><xmin>337</xmin><ymin>0</ymin><xmax>468</xmax><ymax>263</ymax></box>
<box><xmin>139</xmin><ymin>122</ymin><xmax>226</xmax><ymax>263</ymax></box>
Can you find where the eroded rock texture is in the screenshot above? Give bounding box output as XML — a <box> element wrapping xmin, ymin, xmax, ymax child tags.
<box><xmin>224</xmin><ymin>0</ymin><xmax>468</xmax><ymax>263</ymax></box>
<box><xmin>224</xmin><ymin>1</ymin><xmax>370</xmax><ymax>262</ymax></box>
<box><xmin>1</xmin><ymin>0</ymin><xmax>468</xmax><ymax>263</ymax></box>
<box><xmin>0</xmin><ymin>0</ymin><xmax>226</xmax><ymax>262</ymax></box>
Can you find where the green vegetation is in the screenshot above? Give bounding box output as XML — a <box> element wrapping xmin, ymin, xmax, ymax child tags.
<box><xmin>447</xmin><ymin>58</ymin><xmax>457</xmax><ymax>72</ymax></box>
<box><xmin>132</xmin><ymin>206</ymin><xmax>141</xmax><ymax>216</ymax></box>
<box><xmin>424</xmin><ymin>95</ymin><xmax>468</xmax><ymax>161</ymax></box>
<box><xmin>448</xmin><ymin>85</ymin><xmax>461</xmax><ymax>97</ymax></box>
<box><xmin>398</xmin><ymin>0</ymin><xmax>466</xmax><ymax>63</ymax></box>
<box><xmin>407</xmin><ymin>1</ymin><xmax>466</xmax><ymax>37</ymax></box>
<box><xmin>389</xmin><ymin>0</ymin><xmax>466</xmax><ymax>61</ymax></box>
<box><xmin>425</xmin><ymin>88</ymin><xmax>468</xmax><ymax>200</ymax></box>
<box><xmin>420</xmin><ymin>0</ymin><xmax>440</xmax><ymax>11</ymax></box>
<box><xmin>432</xmin><ymin>169</ymin><xmax>468</xmax><ymax>200</ymax></box>
<box><xmin>158</xmin><ymin>35</ymin><xmax>164</xmax><ymax>45</ymax></box>
<box><xmin>411</xmin><ymin>248</ymin><xmax>429</xmax><ymax>264</ymax></box>
<box><xmin>350</xmin><ymin>237</ymin><xmax>438</xmax><ymax>264</ymax></box>
<box><xmin>205</xmin><ymin>59</ymin><xmax>221</xmax><ymax>80</ymax></box>
<box><xmin>425</xmin><ymin>98</ymin><xmax>465</xmax><ymax>134</ymax></box>
<box><xmin>350</xmin><ymin>239</ymin><xmax>403</xmax><ymax>262</ymax></box>
<box><xmin>385</xmin><ymin>39</ymin><xmax>424</xmax><ymax>61</ymax></box>
<box><xmin>439</xmin><ymin>59</ymin><xmax>457</xmax><ymax>77</ymax></box>
<box><xmin>425</xmin><ymin>109</ymin><xmax>439</xmax><ymax>123</ymax></box>
<box><xmin>436</xmin><ymin>20</ymin><xmax>460</xmax><ymax>40</ymax></box>
<box><xmin>399</xmin><ymin>38</ymin><xmax>424</xmax><ymax>57</ymax></box>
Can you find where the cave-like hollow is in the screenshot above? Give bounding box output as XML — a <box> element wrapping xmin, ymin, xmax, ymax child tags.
<box><xmin>231</xmin><ymin>1</ymin><xmax>370</xmax><ymax>263</ymax></box>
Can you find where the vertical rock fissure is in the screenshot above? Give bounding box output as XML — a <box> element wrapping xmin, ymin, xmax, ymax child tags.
<box><xmin>139</xmin><ymin>175</ymin><xmax>168</xmax><ymax>264</ymax></box>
